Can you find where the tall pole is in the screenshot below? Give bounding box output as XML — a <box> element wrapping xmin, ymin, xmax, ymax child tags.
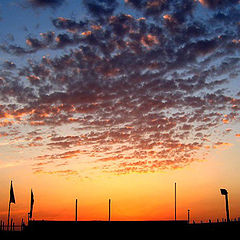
<box><xmin>7</xmin><ymin>201</ymin><xmax>11</xmax><ymax>231</ymax></box>
<box><xmin>75</xmin><ymin>199</ymin><xmax>78</xmax><ymax>222</ymax></box>
<box><xmin>187</xmin><ymin>209</ymin><xmax>190</xmax><ymax>223</ymax></box>
<box><xmin>220</xmin><ymin>189</ymin><xmax>230</xmax><ymax>223</ymax></box>
<box><xmin>109</xmin><ymin>199</ymin><xmax>111</xmax><ymax>222</ymax></box>
<box><xmin>225</xmin><ymin>194</ymin><xmax>230</xmax><ymax>222</ymax></box>
<box><xmin>175</xmin><ymin>183</ymin><xmax>177</xmax><ymax>221</ymax></box>
<box><xmin>10</xmin><ymin>219</ymin><xmax>13</xmax><ymax>231</ymax></box>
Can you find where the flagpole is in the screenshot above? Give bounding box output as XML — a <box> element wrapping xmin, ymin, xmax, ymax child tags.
<box><xmin>7</xmin><ymin>200</ymin><xmax>11</xmax><ymax>231</ymax></box>
<box><xmin>109</xmin><ymin>199</ymin><xmax>111</xmax><ymax>222</ymax></box>
<box><xmin>29</xmin><ymin>189</ymin><xmax>34</xmax><ymax>222</ymax></box>
<box><xmin>7</xmin><ymin>180</ymin><xmax>15</xmax><ymax>230</ymax></box>
<box><xmin>75</xmin><ymin>199</ymin><xmax>78</xmax><ymax>222</ymax></box>
<box><xmin>175</xmin><ymin>182</ymin><xmax>177</xmax><ymax>221</ymax></box>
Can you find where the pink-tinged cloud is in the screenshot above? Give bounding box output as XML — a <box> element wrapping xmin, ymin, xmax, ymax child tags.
<box><xmin>0</xmin><ymin>0</ymin><xmax>240</xmax><ymax>176</ymax></box>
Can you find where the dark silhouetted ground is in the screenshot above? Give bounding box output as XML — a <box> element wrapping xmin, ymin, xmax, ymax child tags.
<box><xmin>1</xmin><ymin>220</ymin><xmax>240</xmax><ymax>239</ymax></box>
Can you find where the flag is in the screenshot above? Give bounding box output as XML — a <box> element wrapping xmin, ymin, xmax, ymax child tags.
<box><xmin>9</xmin><ymin>181</ymin><xmax>15</xmax><ymax>204</ymax></box>
<box><xmin>29</xmin><ymin>189</ymin><xmax>34</xmax><ymax>218</ymax></box>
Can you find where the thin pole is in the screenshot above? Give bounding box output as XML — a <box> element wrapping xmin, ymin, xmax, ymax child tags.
<box><xmin>188</xmin><ymin>209</ymin><xmax>190</xmax><ymax>223</ymax></box>
<box><xmin>7</xmin><ymin>201</ymin><xmax>11</xmax><ymax>231</ymax></box>
<box><xmin>225</xmin><ymin>194</ymin><xmax>230</xmax><ymax>222</ymax></box>
<box><xmin>109</xmin><ymin>199</ymin><xmax>111</xmax><ymax>222</ymax></box>
<box><xmin>10</xmin><ymin>218</ymin><xmax>13</xmax><ymax>231</ymax></box>
<box><xmin>175</xmin><ymin>183</ymin><xmax>177</xmax><ymax>221</ymax></box>
<box><xmin>21</xmin><ymin>218</ymin><xmax>23</xmax><ymax>231</ymax></box>
<box><xmin>75</xmin><ymin>199</ymin><xmax>78</xmax><ymax>222</ymax></box>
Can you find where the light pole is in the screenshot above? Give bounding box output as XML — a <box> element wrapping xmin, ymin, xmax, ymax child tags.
<box><xmin>220</xmin><ymin>189</ymin><xmax>230</xmax><ymax>222</ymax></box>
<box><xmin>175</xmin><ymin>183</ymin><xmax>177</xmax><ymax>221</ymax></box>
<box><xmin>109</xmin><ymin>199</ymin><xmax>111</xmax><ymax>222</ymax></box>
<box><xmin>187</xmin><ymin>209</ymin><xmax>190</xmax><ymax>224</ymax></box>
<box><xmin>75</xmin><ymin>199</ymin><xmax>78</xmax><ymax>222</ymax></box>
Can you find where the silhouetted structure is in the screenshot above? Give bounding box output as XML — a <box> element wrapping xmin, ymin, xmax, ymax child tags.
<box><xmin>7</xmin><ymin>181</ymin><xmax>15</xmax><ymax>231</ymax></box>
<box><xmin>6</xmin><ymin>220</ymin><xmax>236</xmax><ymax>238</ymax></box>
<box><xmin>25</xmin><ymin>220</ymin><xmax>189</xmax><ymax>237</ymax></box>
<box><xmin>220</xmin><ymin>189</ymin><xmax>230</xmax><ymax>222</ymax></box>
<box><xmin>1</xmin><ymin>183</ymin><xmax>239</xmax><ymax>238</ymax></box>
<box><xmin>175</xmin><ymin>182</ymin><xmax>177</xmax><ymax>221</ymax></box>
<box><xmin>29</xmin><ymin>189</ymin><xmax>34</xmax><ymax>220</ymax></box>
<box><xmin>75</xmin><ymin>199</ymin><xmax>78</xmax><ymax>222</ymax></box>
<box><xmin>109</xmin><ymin>199</ymin><xmax>111</xmax><ymax>222</ymax></box>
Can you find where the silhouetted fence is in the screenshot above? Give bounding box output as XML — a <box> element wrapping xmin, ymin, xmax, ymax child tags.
<box><xmin>191</xmin><ymin>218</ymin><xmax>240</xmax><ymax>224</ymax></box>
<box><xmin>0</xmin><ymin>220</ymin><xmax>25</xmax><ymax>232</ymax></box>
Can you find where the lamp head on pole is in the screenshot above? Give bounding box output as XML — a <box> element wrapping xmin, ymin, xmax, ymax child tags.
<box><xmin>220</xmin><ymin>189</ymin><xmax>228</xmax><ymax>195</ymax></box>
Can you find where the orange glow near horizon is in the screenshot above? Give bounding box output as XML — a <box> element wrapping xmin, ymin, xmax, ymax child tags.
<box><xmin>1</xmin><ymin>141</ymin><xmax>240</xmax><ymax>225</ymax></box>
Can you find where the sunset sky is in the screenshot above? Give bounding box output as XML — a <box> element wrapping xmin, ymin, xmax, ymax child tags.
<box><xmin>0</xmin><ymin>0</ymin><xmax>240</xmax><ymax>225</ymax></box>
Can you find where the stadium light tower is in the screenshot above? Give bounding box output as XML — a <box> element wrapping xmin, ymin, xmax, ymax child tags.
<box><xmin>220</xmin><ymin>189</ymin><xmax>230</xmax><ymax>222</ymax></box>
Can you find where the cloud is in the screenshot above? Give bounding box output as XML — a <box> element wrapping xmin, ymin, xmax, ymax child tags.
<box><xmin>36</xmin><ymin>150</ymin><xmax>85</xmax><ymax>160</ymax></box>
<box><xmin>0</xmin><ymin>44</ymin><xmax>35</xmax><ymax>55</ymax></box>
<box><xmin>52</xmin><ymin>17</ymin><xmax>88</xmax><ymax>33</ymax></box>
<box><xmin>213</xmin><ymin>142</ymin><xmax>233</xmax><ymax>149</ymax></box>
<box><xmin>83</xmin><ymin>0</ymin><xmax>118</xmax><ymax>20</ymax></box>
<box><xmin>199</xmin><ymin>0</ymin><xmax>239</xmax><ymax>9</ymax></box>
<box><xmin>2</xmin><ymin>61</ymin><xmax>16</xmax><ymax>69</ymax></box>
<box><xmin>34</xmin><ymin>169</ymin><xmax>78</xmax><ymax>176</ymax></box>
<box><xmin>125</xmin><ymin>0</ymin><xmax>195</xmax><ymax>19</ymax></box>
<box><xmin>27</xmin><ymin>0</ymin><xmax>65</xmax><ymax>8</ymax></box>
<box><xmin>0</xmin><ymin>0</ymin><xmax>240</xmax><ymax>175</ymax></box>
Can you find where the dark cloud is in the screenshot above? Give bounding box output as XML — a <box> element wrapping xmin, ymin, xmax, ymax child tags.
<box><xmin>83</xmin><ymin>0</ymin><xmax>118</xmax><ymax>20</ymax></box>
<box><xmin>2</xmin><ymin>61</ymin><xmax>16</xmax><ymax>69</ymax></box>
<box><xmin>124</xmin><ymin>0</ymin><xmax>144</xmax><ymax>9</ymax></box>
<box><xmin>27</xmin><ymin>0</ymin><xmax>65</xmax><ymax>8</ymax></box>
<box><xmin>26</xmin><ymin>37</ymin><xmax>46</xmax><ymax>49</ymax></box>
<box><xmin>55</xmin><ymin>33</ymin><xmax>76</xmax><ymax>48</ymax></box>
<box><xmin>52</xmin><ymin>17</ymin><xmax>88</xmax><ymax>32</ymax></box>
<box><xmin>199</xmin><ymin>0</ymin><xmax>239</xmax><ymax>9</ymax></box>
<box><xmin>0</xmin><ymin>44</ymin><xmax>34</xmax><ymax>55</ymax></box>
<box><xmin>0</xmin><ymin>31</ymin><xmax>78</xmax><ymax>55</ymax></box>
<box><xmin>190</xmin><ymin>39</ymin><xmax>219</xmax><ymax>55</ymax></box>
<box><xmin>125</xmin><ymin>0</ymin><xmax>195</xmax><ymax>18</ymax></box>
